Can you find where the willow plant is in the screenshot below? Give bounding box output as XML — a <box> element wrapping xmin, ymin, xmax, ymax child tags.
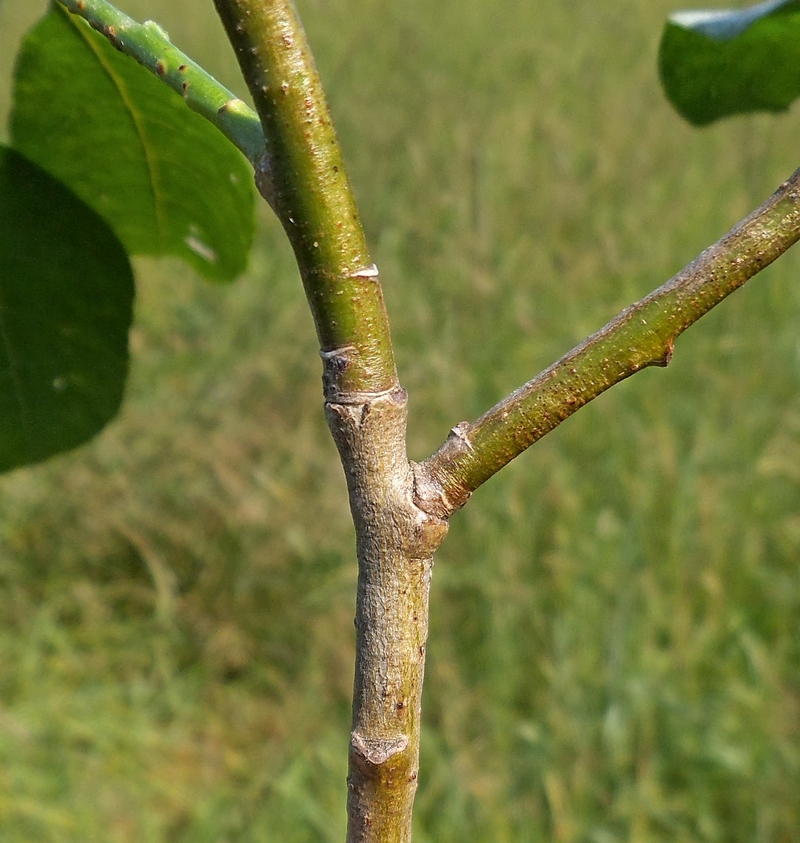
<box><xmin>6</xmin><ymin>0</ymin><xmax>800</xmax><ymax>840</ymax></box>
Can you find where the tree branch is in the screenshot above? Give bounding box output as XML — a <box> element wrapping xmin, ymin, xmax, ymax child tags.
<box><xmin>56</xmin><ymin>0</ymin><xmax>265</xmax><ymax>165</ymax></box>
<box><xmin>213</xmin><ymin>0</ymin><xmax>397</xmax><ymax>398</ymax></box>
<box><xmin>415</xmin><ymin>167</ymin><xmax>800</xmax><ymax>518</ymax></box>
<box><xmin>212</xmin><ymin>4</ymin><xmax>445</xmax><ymax>842</ymax></box>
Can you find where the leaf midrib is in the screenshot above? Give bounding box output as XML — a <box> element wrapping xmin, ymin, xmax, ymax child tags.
<box><xmin>62</xmin><ymin>7</ymin><xmax>167</xmax><ymax>248</ymax></box>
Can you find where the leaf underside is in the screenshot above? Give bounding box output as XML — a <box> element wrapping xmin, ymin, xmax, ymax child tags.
<box><xmin>11</xmin><ymin>5</ymin><xmax>254</xmax><ymax>281</ymax></box>
<box><xmin>0</xmin><ymin>146</ymin><xmax>134</xmax><ymax>473</ymax></box>
<box><xmin>659</xmin><ymin>0</ymin><xmax>800</xmax><ymax>125</ymax></box>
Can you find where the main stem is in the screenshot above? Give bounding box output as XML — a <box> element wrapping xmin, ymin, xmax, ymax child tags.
<box><xmin>326</xmin><ymin>389</ymin><xmax>447</xmax><ymax>843</ymax></box>
<box><xmin>212</xmin><ymin>2</ymin><xmax>447</xmax><ymax>840</ymax></box>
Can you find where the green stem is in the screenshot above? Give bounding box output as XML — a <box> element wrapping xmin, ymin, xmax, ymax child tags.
<box><xmin>213</xmin><ymin>0</ymin><xmax>397</xmax><ymax>398</ymax></box>
<box><xmin>212</xmin><ymin>6</ymin><xmax>440</xmax><ymax>841</ymax></box>
<box><xmin>416</xmin><ymin>167</ymin><xmax>800</xmax><ymax>517</ymax></box>
<box><xmin>56</xmin><ymin>0</ymin><xmax>265</xmax><ymax>165</ymax></box>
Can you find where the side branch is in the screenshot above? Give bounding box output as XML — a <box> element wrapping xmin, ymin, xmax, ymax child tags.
<box><xmin>416</xmin><ymin>168</ymin><xmax>800</xmax><ymax>518</ymax></box>
<box><xmin>56</xmin><ymin>0</ymin><xmax>265</xmax><ymax>165</ymax></box>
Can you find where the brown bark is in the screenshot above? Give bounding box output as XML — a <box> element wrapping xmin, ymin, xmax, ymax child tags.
<box><xmin>323</xmin><ymin>383</ymin><xmax>448</xmax><ymax>842</ymax></box>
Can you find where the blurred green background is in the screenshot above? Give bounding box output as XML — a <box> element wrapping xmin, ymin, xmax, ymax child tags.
<box><xmin>1</xmin><ymin>1</ymin><xmax>800</xmax><ymax>840</ymax></box>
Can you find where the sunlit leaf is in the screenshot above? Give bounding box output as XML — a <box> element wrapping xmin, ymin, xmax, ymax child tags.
<box><xmin>0</xmin><ymin>146</ymin><xmax>133</xmax><ymax>472</ymax></box>
<box><xmin>11</xmin><ymin>4</ymin><xmax>253</xmax><ymax>281</ymax></box>
<box><xmin>659</xmin><ymin>0</ymin><xmax>800</xmax><ymax>125</ymax></box>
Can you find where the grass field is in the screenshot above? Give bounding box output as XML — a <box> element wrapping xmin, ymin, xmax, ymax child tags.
<box><xmin>1</xmin><ymin>0</ymin><xmax>800</xmax><ymax>840</ymax></box>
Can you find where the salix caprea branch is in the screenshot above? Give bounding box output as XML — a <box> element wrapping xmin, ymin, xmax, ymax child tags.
<box><xmin>52</xmin><ymin>1</ymin><xmax>800</xmax><ymax>841</ymax></box>
<box><xmin>415</xmin><ymin>169</ymin><xmax>800</xmax><ymax>517</ymax></box>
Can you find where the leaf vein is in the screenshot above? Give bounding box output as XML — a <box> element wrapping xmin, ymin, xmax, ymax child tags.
<box><xmin>64</xmin><ymin>10</ymin><xmax>167</xmax><ymax>246</ymax></box>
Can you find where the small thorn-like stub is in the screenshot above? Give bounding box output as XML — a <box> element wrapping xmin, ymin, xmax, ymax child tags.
<box><xmin>656</xmin><ymin>340</ymin><xmax>675</xmax><ymax>368</ymax></box>
<box><xmin>449</xmin><ymin>421</ymin><xmax>474</xmax><ymax>453</ymax></box>
<box><xmin>155</xmin><ymin>59</ymin><xmax>167</xmax><ymax>77</ymax></box>
<box><xmin>351</xmin><ymin>731</ymin><xmax>408</xmax><ymax>766</ymax></box>
<box><xmin>352</xmin><ymin>264</ymin><xmax>379</xmax><ymax>279</ymax></box>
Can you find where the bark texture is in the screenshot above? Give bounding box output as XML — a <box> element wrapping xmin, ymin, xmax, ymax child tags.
<box><xmin>324</xmin><ymin>383</ymin><xmax>447</xmax><ymax>843</ymax></box>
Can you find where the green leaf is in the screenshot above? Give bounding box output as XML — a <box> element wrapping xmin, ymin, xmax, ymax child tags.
<box><xmin>0</xmin><ymin>146</ymin><xmax>134</xmax><ymax>473</ymax></box>
<box><xmin>11</xmin><ymin>5</ymin><xmax>253</xmax><ymax>281</ymax></box>
<box><xmin>659</xmin><ymin>0</ymin><xmax>800</xmax><ymax>125</ymax></box>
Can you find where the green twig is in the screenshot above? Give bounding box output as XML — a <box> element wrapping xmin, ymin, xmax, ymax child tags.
<box><xmin>213</xmin><ymin>0</ymin><xmax>398</xmax><ymax>398</ymax></box>
<box><xmin>56</xmin><ymin>0</ymin><xmax>265</xmax><ymax>165</ymax></box>
<box><xmin>416</xmin><ymin>168</ymin><xmax>800</xmax><ymax>517</ymax></box>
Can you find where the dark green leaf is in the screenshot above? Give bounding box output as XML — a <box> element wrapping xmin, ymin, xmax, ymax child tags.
<box><xmin>11</xmin><ymin>5</ymin><xmax>253</xmax><ymax>281</ymax></box>
<box><xmin>659</xmin><ymin>0</ymin><xmax>800</xmax><ymax>125</ymax></box>
<box><xmin>0</xmin><ymin>146</ymin><xmax>133</xmax><ymax>473</ymax></box>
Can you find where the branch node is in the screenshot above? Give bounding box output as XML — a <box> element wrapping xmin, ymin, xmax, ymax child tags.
<box><xmin>351</xmin><ymin>264</ymin><xmax>379</xmax><ymax>279</ymax></box>
<box><xmin>351</xmin><ymin>731</ymin><xmax>409</xmax><ymax>766</ymax></box>
<box><xmin>143</xmin><ymin>19</ymin><xmax>171</xmax><ymax>42</ymax></box>
<box><xmin>412</xmin><ymin>460</ymin><xmax>470</xmax><ymax>521</ymax></box>
<box><xmin>657</xmin><ymin>340</ymin><xmax>675</xmax><ymax>368</ymax></box>
<box><xmin>218</xmin><ymin>97</ymin><xmax>248</xmax><ymax>115</ymax></box>
<box><xmin>405</xmin><ymin>507</ymin><xmax>449</xmax><ymax>559</ymax></box>
<box><xmin>448</xmin><ymin>421</ymin><xmax>474</xmax><ymax>453</ymax></box>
